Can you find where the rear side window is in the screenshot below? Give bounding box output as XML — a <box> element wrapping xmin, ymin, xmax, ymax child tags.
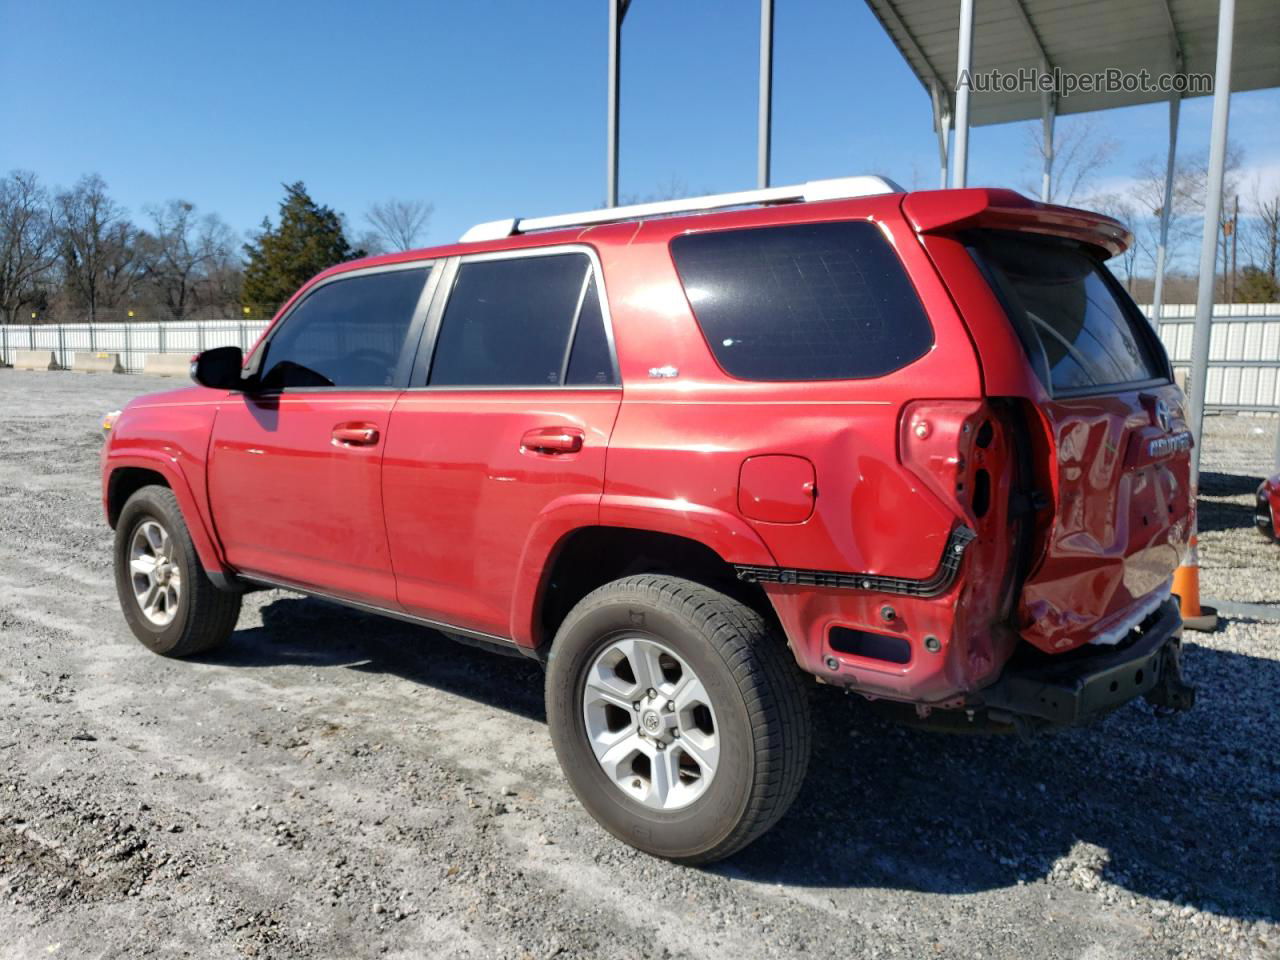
<box><xmin>260</xmin><ymin>267</ymin><xmax>429</xmax><ymax>389</ymax></box>
<box><xmin>669</xmin><ymin>221</ymin><xmax>933</xmax><ymax>381</ymax></box>
<box><xmin>969</xmin><ymin>232</ymin><xmax>1165</xmax><ymax>393</ymax></box>
<box><xmin>429</xmin><ymin>253</ymin><xmax>617</xmax><ymax>387</ymax></box>
<box><xmin>565</xmin><ymin>275</ymin><xmax>615</xmax><ymax>385</ymax></box>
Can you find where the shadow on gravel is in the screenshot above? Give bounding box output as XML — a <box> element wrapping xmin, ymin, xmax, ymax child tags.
<box><xmin>204</xmin><ymin>596</ymin><xmax>1278</xmax><ymax>924</ymax></box>
<box><xmin>1196</xmin><ymin>479</ymin><xmax>1263</xmax><ymax>534</ymax></box>
<box><xmin>723</xmin><ymin>644</ymin><xmax>1280</xmax><ymax>924</ymax></box>
<box><xmin>199</xmin><ymin>596</ymin><xmax>546</xmax><ymax>722</ymax></box>
<box><xmin>1199</xmin><ymin>471</ymin><xmax>1263</xmax><ymax>498</ymax></box>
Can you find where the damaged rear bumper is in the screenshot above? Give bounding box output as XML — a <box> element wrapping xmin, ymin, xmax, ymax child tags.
<box><xmin>977</xmin><ymin>599</ymin><xmax>1195</xmax><ymax>725</ymax></box>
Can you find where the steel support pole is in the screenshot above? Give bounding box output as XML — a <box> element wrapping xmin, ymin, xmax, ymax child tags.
<box><xmin>1187</xmin><ymin>0</ymin><xmax>1235</xmax><ymax>493</ymax></box>
<box><xmin>1040</xmin><ymin>67</ymin><xmax>1056</xmax><ymax>202</ymax></box>
<box><xmin>951</xmin><ymin>0</ymin><xmax>975</xmax><ymax>188</ymax></box>
<box><xmin>930</xmin><ymin>82</ymin><xmax>950</xmax><ymax>188</ymax></box>
<box><xmin>757</xmin><ymin>0</ymin><xmax>774</xmax><ymax>189</ymax></box>
<box><xmin>1151</xmin><ymin>93</ymin><xmax>1182</xmax><ymax>327</ymax></box>
<box><xmin>606</xmin><ymin>0</ymin><xmax>622</xmax><ymax>208</ymax></box>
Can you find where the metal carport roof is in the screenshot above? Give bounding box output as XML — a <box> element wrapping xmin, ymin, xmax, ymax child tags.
<box><xmin>862</xmin><ymin>0</ymin><xmax>1280</xmax><ymax>125</ymax></box>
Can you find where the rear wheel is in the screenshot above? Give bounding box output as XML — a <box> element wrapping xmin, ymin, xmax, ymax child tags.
<box><xmin>545</xmin><ymin>575</ymin><xmax>811</xmax><ymax>864</ymax></box>
<box><xmin>113</xmin><ymin>485</ymin><xmax>241</xmax><ymax>657</ymax></box>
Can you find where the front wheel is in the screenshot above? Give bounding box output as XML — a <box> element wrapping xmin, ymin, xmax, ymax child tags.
<box><xmin>113</xmin><ymin>485</ymin><xmax>242</xmax><ymax>657</ymax></box>
<box><xmin>545</xmin><ymin>575</ymin><xmax>811</xmax><ymax>864</ymax></box>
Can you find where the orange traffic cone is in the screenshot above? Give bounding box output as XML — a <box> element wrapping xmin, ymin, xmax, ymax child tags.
<box><xmin>1172</xmin><ymin>534</ymin><xmax>1218</xmax><ymax>632</ymax></box>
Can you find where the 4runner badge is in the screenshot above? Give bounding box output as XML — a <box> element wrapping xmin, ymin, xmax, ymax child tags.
<box><xmin>1148</xmin><ymin>431</ymin><xmax>1192</xmax><ymax>458</ymax></box>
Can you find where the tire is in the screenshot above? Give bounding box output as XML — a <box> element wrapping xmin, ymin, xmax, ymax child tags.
<box><xmin>545</xmin><ymin>574</ymin><xmax>811</xmax><ymax>864</ymax></box>
<box><xmin>113</xmin><ymin>484</ymin><xmax>241</xmax><ymax>657</ymax></box>
<box><xmin>1256</xmin><ymin>484</ymin><xmax>1277</xmax><ymax>541</ymax></box>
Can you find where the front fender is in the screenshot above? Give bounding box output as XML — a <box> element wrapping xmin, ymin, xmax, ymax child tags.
<box><xmin>104</xmin><ymin>449</ymin><xmax>227</xmax><ymax>575</ymax></box>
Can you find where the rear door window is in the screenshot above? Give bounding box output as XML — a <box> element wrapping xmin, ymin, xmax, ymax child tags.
<box><xmin>428</xmin><ymin>253</ymin><xmax>617</xmax><ymax>387</ymax></box>
<box><xmin>968</xmin><ymin>232</ymin><xmax>1166</xmax><ymax>393</ymax></box>
<box><xmin>669</xmin><ymin>220</ymin><xmax>934</xmax><ymax>381</ymax></box>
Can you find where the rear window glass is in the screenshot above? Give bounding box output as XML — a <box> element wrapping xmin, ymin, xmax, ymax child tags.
<box><xmin>969</xmin><ymin>232</ymin><xmax>1165</xmax><ymax>393</ymax></box>
<box><xmin>669</xmin><ymin>221</ymin><xmax>934</xmax><ymax>381</ymax></box>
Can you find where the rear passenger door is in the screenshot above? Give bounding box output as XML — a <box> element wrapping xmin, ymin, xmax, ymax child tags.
<box><xmin>382</xmin><ymin>247</ymin><xmax>621</xmax><ymax>639</ymax></box>
<box><xmin>207</xmin><ymin>263</ymin><xmax>436</xmax><ymax>608</ymax></box>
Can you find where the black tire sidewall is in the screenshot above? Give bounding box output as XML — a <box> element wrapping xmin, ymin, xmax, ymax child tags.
<box><xmin>547</xmin><ymin>592</ymin><xmax>756</xmax><ymax>860</ymax></box>
<box><xmin>114</xmin><ymin>491</ymin><xmax>195</xmax><ymax>655</ymax></box>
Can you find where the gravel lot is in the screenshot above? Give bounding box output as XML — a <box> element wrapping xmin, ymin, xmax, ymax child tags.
<box><xmin>1</xmin><ymin>369</ymin><xmax>1277</xmax><ymax>960</ymax></box>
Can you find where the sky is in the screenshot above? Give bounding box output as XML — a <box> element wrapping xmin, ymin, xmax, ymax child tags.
<box><xmin>2</xmin><ymin>0</ymin><xmax>1278</xmax><ymax>267</ymax></box>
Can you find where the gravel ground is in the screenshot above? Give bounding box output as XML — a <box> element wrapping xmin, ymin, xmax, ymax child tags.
<box><xmin>0</xmin><ymin>369</ymin><xmax>1277</xmax><ymax>960</ymax></box>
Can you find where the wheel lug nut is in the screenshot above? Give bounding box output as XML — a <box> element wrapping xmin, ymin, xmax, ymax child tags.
<box><xmin>647</xmin><ymin>688</ymin><xmax>656</xmax><ymax>699</ymax></box>
<box><xmin>633</xmin><ymin>702</ymin><xmax>640</xmax><ymax>711</ymax></box>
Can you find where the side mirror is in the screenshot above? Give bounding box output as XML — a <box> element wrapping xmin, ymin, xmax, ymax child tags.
<box><xmin>191</xmin><ymin>346</ymin><xmax>246</xmax><ymax>390</ymax></box>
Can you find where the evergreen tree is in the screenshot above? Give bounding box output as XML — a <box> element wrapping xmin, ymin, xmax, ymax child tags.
<box><xmin>242</xmin><ymin>182</ymin><xmax>362</xmax><ymax>307</ymax></box>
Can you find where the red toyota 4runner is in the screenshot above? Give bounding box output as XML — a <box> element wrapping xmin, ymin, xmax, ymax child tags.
<box><xmin>102</xmin><ymin>178</ymin><xmax>1196</xmax><ymax>863</ymax></box>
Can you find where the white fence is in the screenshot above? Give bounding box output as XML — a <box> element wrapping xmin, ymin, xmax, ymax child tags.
<box><xmin>1144</xmin><ymin>303</ymin><xmax>1280</xmax><ymax>412</ymax></box>
<box><xmin>0</xmin><ymin>320</ymin><xmax>271</xmax><ymax>374</ymax></box>
<box><xmin>2</xmin><ymin>306</ymin><xmax>1280</xmax><ymax>411</ymax></box>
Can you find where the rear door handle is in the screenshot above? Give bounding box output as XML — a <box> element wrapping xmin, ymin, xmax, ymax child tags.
<box><xmin>521</xmin><ymin>426</ymin><xmax>584</xmax><ymax>455</ymax></box>
<box><xmin>332</xmin><ymin>422</ymin><xmax>380</xmax><ymax>446</ymax></box>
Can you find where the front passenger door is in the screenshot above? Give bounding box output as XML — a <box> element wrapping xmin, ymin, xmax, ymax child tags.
<box><xmin>207</xmin><ymin>263</ymin><xmax>435</xmax><ymax>607</ymax></box>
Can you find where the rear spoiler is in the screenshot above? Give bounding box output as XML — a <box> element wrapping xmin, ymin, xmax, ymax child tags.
<box><xmin>901</xmin><ymin>188</ymin><xmax>1131</xmax><ymax>259</ymax></box>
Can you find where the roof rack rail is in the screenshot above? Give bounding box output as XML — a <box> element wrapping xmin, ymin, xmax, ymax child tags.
<box><xmin>459</xmin><ymin>175</ymin><xmax>905</xmax><ymax>243</ymax></box>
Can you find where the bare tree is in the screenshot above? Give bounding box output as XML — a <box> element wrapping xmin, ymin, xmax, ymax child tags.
<box><xmin>54</xmin><ymin>174</ymin><xmax>139</xmax><ymax>321</ymax></box>
<box><xmin>364</xmin><ymin>199</ymin><xmax>433</xmax><ymax>252</ymax></box>
<box><xmin>1023</xmin><ymin>117</ymin><xmax>1119</xmax><ymax>206</ymax></box>
<box><xmin>0</xmin><ymin>170</ymin><xmax>57</xmax><ymax>324</ymax></box>
<box><xmin>1088</xmin><ymin>192</ymin><xmax>1144</xmax><ymax>291</ymax></box>
<box><xmin>137</xmin><ymin>200</ymin><xmax>236</xmax><ymax>321</ymax></box>
<box><xmin>1245</xmin><ymin>177</ymin><xmax>1279</xmax><ymax>285</ymax></box>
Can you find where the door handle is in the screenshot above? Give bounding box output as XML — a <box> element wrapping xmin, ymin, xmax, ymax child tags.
<box><xmin>332</xmin><ymin>423</ymin><xmax>380</xmax><ymax>446</ymax></box>
<box><xmin>521</xmin><ymin>426</ymin><xmax>584</xmax><ymax>455</ymax></box>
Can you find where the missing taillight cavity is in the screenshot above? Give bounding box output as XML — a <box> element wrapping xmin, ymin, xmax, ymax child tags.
<box><xmin>972</xmin><ymin>468</ymin><xmax>991</xmax><ymax>518</ymax></box>
<box><xmin>975</xmin><ymin>420</ymin><xmax>994</xmax><ymax>449</ymax></box>
<box><xmin>828</xmin><ymin>627</ymin><xmax>911</xmax><ymax>665</ymax></box>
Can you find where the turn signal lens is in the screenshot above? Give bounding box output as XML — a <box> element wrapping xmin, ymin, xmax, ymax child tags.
<box><xmin>102</xmin><ymin>409</ymin><xmax>122</xmax><ymax>435</ymax></box>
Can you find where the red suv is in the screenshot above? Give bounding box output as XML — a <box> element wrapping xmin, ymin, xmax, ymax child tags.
<box><xmin>102</xmin><ymin>177</ymin><xmax>1196</xmax><ymax>863</ymax></box>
